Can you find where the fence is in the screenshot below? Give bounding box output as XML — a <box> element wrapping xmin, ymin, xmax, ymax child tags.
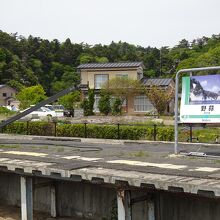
<box><xmin>1</xmin><ymin>121</ymin><xmax>219</xmax><ymax>143</ymax></box>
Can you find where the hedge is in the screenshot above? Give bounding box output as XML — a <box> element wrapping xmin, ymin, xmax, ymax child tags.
<box><xmin>2</xmin><ymin>122</ymin><xmax>175</xmax><ymax>141</ymax></box>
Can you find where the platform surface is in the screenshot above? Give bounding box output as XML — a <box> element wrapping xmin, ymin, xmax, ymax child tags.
<box><xmin>1</xmin><ymin>134</ymin><xmax>220</xmax><ymax>197</ymax></box>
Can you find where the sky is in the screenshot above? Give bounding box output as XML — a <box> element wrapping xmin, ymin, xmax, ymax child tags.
<box><xmin>193</xmin><ymin>75</ymin><xmax>220</xmax><ymax>92</ymax></box>
<box><xmin>1</xmin><ymin>0</ymin><xmax>220</xmax><ymax>48</ymax></box>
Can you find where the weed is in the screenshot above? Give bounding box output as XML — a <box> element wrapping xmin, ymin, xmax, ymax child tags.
<box><xmin>57</xmin><ymin>147</ymin><xmax>64</xmax><ymax>152</ymax></box>
<box><xmin>130</xmin><ymin>150</ymin><xmax>149</xmax><ymax>157</ymax></box>
<box><xmin>0</xmin><ymin>145</ymin><xmax>20</xmax><ymax>149</ymax></box>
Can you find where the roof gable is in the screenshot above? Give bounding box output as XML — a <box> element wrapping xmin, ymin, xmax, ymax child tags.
<box><xmin>0</xmin><ymin>84</ymin><xmax>17</xmax><ymax>91</ymax></box>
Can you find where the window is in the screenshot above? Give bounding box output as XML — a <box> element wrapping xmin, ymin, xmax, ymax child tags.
<box><xmin>94</xmin><ymin>95</ymin><xmax>100</xmax><ymax>112</ymax></box>
<box><xmin>134</xmin><ymin>95</ymin><xmax>154</xmax><ymax>112</ymax></box>
<box><xmin>116</xmin><ymin>74</ymin><xmax>128</xmax><ymax>78</ymax></box>
<box><xmin>94</xmin><ymin>74</ymin><xmax>108</xmax><ymax>89</ymax></box>
<box><xmin>2</xmin><ymin>93</ymin><xmax>7</xmax><ymax>97</ymax></box>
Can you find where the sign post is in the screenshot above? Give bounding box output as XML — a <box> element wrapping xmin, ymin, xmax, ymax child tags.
<box><xmin>174</xmin><ymin>66</ymin><xmax>220</xmax><ymax>154</ymax></box>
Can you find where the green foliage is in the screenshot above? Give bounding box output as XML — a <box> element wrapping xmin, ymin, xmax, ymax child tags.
<box><xmin>16</xmin><ymin>85</ymin><xmax>47</xmax><ymax>109</ymax></box>
<box><xmin>96</xmin><ymin>57</ymin><xmax>109</xmax><ymax>63</ymax></box>
<box><xmin>4</xmin><ymin>122</ymin><xmax>55</xmax><ymax>136</ymax></box>
<box><xmin>80</xmin><ymin>98</ymin><xmax>89</xmax><ymax>116</ymax></box>
<box><xmin>80</xmin><ymin>89</ymin><xmax>95</xmax><ymax>116</ymax></box>
<box><xmin>58</xmin><ymin>91</ymin><xmax>80</xmax><ymax>110</ymax></box>
<box><xmin>7</xmin><ymin>79</ymin><xmax>25</xmax><ymax>91</ymax></box>
<box><xmin>112</xmin><ymin>98</ymin><xmax>122</xmax><ymax>115</ymax></box>
<box><xmin>88</xmin><ymin>89</ymin><xmax>95</xmax><ymax>115</ymax></box>
<box><xmin>0</xmin><ymin>106</ymin><xmax>15</xmax><ymax>116</ymax></box>
<box><xmin>157</xmin><ymin>127</ymin><xmax>174</xmax><ymax>141</ymax></box>
<box><xmin>28</xmin><ymin>122</ymin><xmax>55</xmax><ymax>136</ymax></box>
<box><xmin>57</xmin><ymin>124</ymin><xmax>85</xmax><ymax>137</ymax></box>
<box><xmin>146</xmin><ymin>85</ymin><xmax>174</xmax><ymax>115</ymax></box>
<box><xmin>1</xmin><ymin>30</ymin><xmax>220</xmax><ymax>95</ymax></box>
<box><xmin>4</xmin><ymin>122</ymin><xmax>27</xmax><ymax>134</ymax></box>
<box><xmin>3</xmin><ymin>122</ymin><xmax>220</xmax><ymax>144</ymax></box>
<box><xmin>98</xmin><ymin>92</ymin><xmax>111</xmax><ymax>115</ymax></box>
<box><xmin>103</xmin><ymin>77</ymin><xmax>145</xmax><ymax>99</ymax></box>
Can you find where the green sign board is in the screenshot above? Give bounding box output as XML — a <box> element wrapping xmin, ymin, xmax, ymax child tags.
<box><xmin>180</xmin><ymin>75</ymin><xmax>220</xmax><ymax>123</ymax></box>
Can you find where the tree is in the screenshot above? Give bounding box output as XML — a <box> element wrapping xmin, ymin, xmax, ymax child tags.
<box><xmin>80</xmin><ymin>89</ymin><xmax>95</xmax><ymax>116</ymax></box>
<box><xmin>80</xmin><ymin>98</ymin><xmax>90</xmax><ymax>116</ymax></box>
<box><xmin>146</xmin><ymin>85</ymin><xmax>174</xmax><ymax>115</ymax></box>
<box><xmin>112</xmin><ymin>97</ymin><xmax>122</xmax><ymax>115</ymax></box>
<box><xmin>7</xmin><ymin>80</ymin><xmax>24</xmax><ymax>91</ymax></box>
<box><xmin>58</xmin><ymin>91</ymin><xmax>80</xmax><ymax>111</ymax></box>
<box><xmin>16</xmin><ymin>85</ymin><xmax>47</xmax><ymax>109</ymax></box>
<box><xmin>98</xmin><ymin>92</ymin><xmax>111</xmax><ymax>115</ymax></box>
<box><xmin>87</xmin><ymin>89</ymin><xmax>95</xmax><ymax>115</ymax></box>
<box><xmin>102</xmin><ymin>77</ymin><xmax>145</xmax><ymax>104</ymax></box>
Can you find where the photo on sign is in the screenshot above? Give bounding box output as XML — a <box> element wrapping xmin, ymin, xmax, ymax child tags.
<box><xmin>190</xmin><ymin>75</ymin><xmax>220</xmax><ymax>105</ymax></box>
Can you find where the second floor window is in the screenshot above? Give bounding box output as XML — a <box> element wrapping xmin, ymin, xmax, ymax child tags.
<box><xmin>2</xmin><ymin>93</ymin><xmax>7</xmax><ymax>97</ymax></box>
<box><xmin>116</xmin><ymin>74</ymin><xmax>128</xmax><ymax>78</ymax></box>
<box><xmin>95</xmin><ymin>74</ymin><xmax>108</xmax><ymax>89</ymax></box>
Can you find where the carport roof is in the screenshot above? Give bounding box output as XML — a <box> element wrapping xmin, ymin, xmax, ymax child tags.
<box><xmin>142</xmin><ymin>78</ymin><xmax>173</xmax><ymax>87</ymax></box>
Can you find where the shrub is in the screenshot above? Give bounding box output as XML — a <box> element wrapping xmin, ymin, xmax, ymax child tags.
<box><xmin>80</xmin><ymin>99</ymin><xmax>90</xmax><ymax>116</ymax></box>
<box><xmin>4</xmin><ymin>122</ymin><xmax>26</xmax><ymax>134</ymax></box>
<box><xmin>157</xmin><ymin>126</ymin><xmax>174</xmax><ymax>141</ymax></box>
<box><xmin>1</xmin><ymin>122</ymin><xmax>175</xmax><ymax>141</ymax></box>
<box><xmin>57</xmin><ymin>124</ymin><xmax>85</xmax><ymax>137</ymax></box>
<box><xmin>28</xmin><ymin>122</ymin><xmax>55</xmax><ymax>136</ymax></box>
<box><xmin>80</xmin><ymin>89</ymin><xmax>95</xmax><ymax>116</ymax></box>
<box><xmin>98</xmin><ymin>93</ymin><xmax>111</xmax><ymax>115</ymax></box>
<box><xmin>0</xmin><ymin>107</ymin><xmax>15</xmax><ymax>116</ymax></box>
<box><xmin>112</xmin><ymin>98</ymin><xmax>122</xmax><ymax>115</ymax></box>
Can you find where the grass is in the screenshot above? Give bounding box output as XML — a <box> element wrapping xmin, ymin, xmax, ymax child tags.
<box><xmin>130</xmin><ymin>150</ymin><xmax>149</xmax><ymax>158</ymax></box>
<box><xmin>30</xmin><ymin>145</ymin><xmax>49</xmax><ymax>150</ymax></box>
<box><xmin>178</xmin><ymin>127</ymin><xmax>220</xmax><ymax>143</ymax></box>
<box><xmin>159</xmin><ymin>116</ymin><xmax>174</xmax><ymax>120</ymax></box>
<box><xmin>57</xmin><ymin>147</ymin><xmax>64</xmax><ymax>152</ymax></box>
<box><xmin>0</xmin><ymin>144</ymin><xmax>21</xmax><ymax>149</ymax></box>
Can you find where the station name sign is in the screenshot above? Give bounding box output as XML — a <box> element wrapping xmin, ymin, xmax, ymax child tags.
<box><xmin>180</xmin><ymin>74</ymin><xmax>220</xmax><ymax>123</ymax></box>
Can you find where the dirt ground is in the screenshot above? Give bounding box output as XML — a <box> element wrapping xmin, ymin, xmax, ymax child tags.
<box><xmin>0</xmin><ymin>205</ymin><xmax>85</xmax><ymax>220</ymax></box>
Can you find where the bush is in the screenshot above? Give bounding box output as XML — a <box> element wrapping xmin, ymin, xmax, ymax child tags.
<box><xmin>98</xmin><ymin>93</ymin><xmax>111</xmax><ymax>115</ymax></box>
<box><xmin>4</xmin><ymin>122</ymin><xmax>26</xmax><ymax>134</ymax></box>
<box><xmin>57</xmin><ymin>124</ymin><xmax>85</xmax><ymax>137</ymax></box>
<box><xmin>1</xmin><ymin>121</ymin><xmax>175</xmax><ymax>141</ymax></box>
<box><xmin>112</xmin><ymin>98</ymin><xmax>122</xmax><ymax>115</ymax></box>
<box><xmin>80</xmin><ymin>99</ymin><xmax>90</xmax><ymax>116</ymax></box>
<box><xmin>80</xmin><ymin>89</ymin><xmax>95</xmax><ymax>116</ymax></box>
<box><xmin>3</xmin><ymin>122</ymin><xmax>55</xmax><ymax>136</ymax></box>
<box><xmin>28</xmin><ymin>122</ymin><xmax>55</xmax><ymax>136</ymax></box>
<box><xmin>0</xmin><ymin>107</ymin><xmax>15</xmax><ymax>116</ymax></box>
<box><xmin>157</xmin><ymin>126</ymin><xmax>174</xmax><ymax>141</ymax></box>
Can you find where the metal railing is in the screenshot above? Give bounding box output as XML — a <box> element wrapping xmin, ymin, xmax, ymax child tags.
<box><xmin>1</xmin><ymin>120</ymin><xmax>219</xmax><ymax>144</ymax></box>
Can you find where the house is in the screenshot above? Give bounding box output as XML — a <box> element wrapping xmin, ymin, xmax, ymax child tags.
<box><xmin>0</xmin><ymin>85</ymin><xmax>19</xmax><ymax>109</ymax></box>
<box><xmin>77</xmin><ymin>62</ymin><xmax>174</xmax><ymax>115</ymax></box>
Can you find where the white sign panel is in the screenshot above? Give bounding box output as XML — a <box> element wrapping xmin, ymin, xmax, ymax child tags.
<box><xmin>180</xmin><ymin>75</ymin><xmax>220</xmax><ymax>123</ymax></box>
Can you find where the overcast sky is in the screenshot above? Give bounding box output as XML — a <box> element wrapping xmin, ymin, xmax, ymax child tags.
<box><xmin>1</xmin><ymin>0</ymin><xmax>220</xmax><ymax>48</ymax></box>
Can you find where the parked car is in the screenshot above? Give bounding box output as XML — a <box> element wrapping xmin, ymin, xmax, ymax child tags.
<box><xmin>44</xmin><ymin>104</ymin><xmax>73</xmax><ymax>117</ymax></box>
<box><xmin>44</xmin><ymin>105</ymin><xmax>65</xmax><ymax>117</ymax></box>
<box><xmin>21</xmin><ymin>107</ymin><xmax>57</xmax><ymax>119</ymax></box>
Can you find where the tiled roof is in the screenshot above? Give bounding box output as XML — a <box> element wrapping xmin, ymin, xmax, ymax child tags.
<box><xmin>0</xmin><ymin>85</ymin><xmax>6</xmax><ymax>89</ymax></box>
<box><xmin>77</xmin><ymin>62</ymin><xmax>143</xmax><ymax>69</ymax></box>
<box><xmin>142</xmin><ymin>78</ymin><xmax>173</xmax><ymax>87</ymax></box>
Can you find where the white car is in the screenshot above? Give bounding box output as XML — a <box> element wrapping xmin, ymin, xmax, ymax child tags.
<box><xmin>21</xmin><ymin>107</ymin><xmax>57</xmax><ymax>119</ymax></box>
<box><xmin>44</xmin><ymin>105</ymin><xmax>64</xmax><ymax>117</ymax></box>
